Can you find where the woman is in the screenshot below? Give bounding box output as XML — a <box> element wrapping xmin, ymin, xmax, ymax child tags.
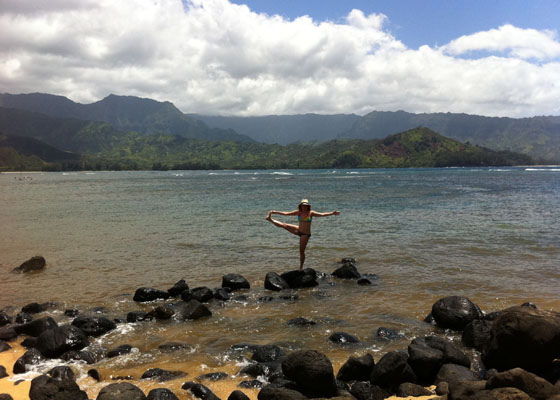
<box><xmin>266</xmin><ymin>199</ymin><xmax>340</xmax><ymax>271</ymax></box>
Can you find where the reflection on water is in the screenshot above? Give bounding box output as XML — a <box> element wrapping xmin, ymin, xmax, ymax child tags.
<box><xmin>0</xmin><ymin>168</ymin><xmax>559</xmax><ymax>396</ymax></box>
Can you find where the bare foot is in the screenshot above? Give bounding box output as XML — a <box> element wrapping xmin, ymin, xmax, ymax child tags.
<box><xmin>266</xmin><ymin>212</ymin><xmax>272</xmax><ymax>221</ymax></box>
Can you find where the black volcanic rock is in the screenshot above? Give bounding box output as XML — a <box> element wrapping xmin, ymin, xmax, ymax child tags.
<box><xmin>13</xmin><ymin>348</ymin><xmax>46</xmax><ymax>374</ymax></box>
<box><xmin>431</xmin><ymin>296</ymin><xmax>483</xmax><ymax>330</ymax></box>
<box><xmin>0</xmin><ymin>312</ymin><xmax>11</xmax><ymax>327</ymax></box>
<box><xmin>222</xmin><ymin>274</ymin><xmax>250</xmax><ymax>291</ymax></box>
<box><xmin>337</xmin><ymin>353</ymin><xmax>375</xmax><ymax>382</ymax></box>
<box><xmin>141</xmin><ymin>368</ymin><xmax>187</xmax><ymax>382</ymax></box>
<box><xmin>332</xmin><ymin>261</ymin><xmax>361</xmax><ymax>279</ymax></box>
<box><xmin>29</xmin><ymin>374</ymin><xmax>88</xmax><ymax>400</ymax></box>
<box><xmin>178</xmin><ymin>300</ymin><xmax>212</xmax><ymax>320</ymax></box>
<box><xmin>462</xmin><ymin>319</ymin><xmax>493</xmax><ymax>351</ymax></box>
<box><xmin>280</xmin><ymin>269</ymin><xmax>318</xmax><ymax>289</ymax></box>
<box><xmin>36</xmin><ymin>325</ymin><xmax>89</xmax><ymax>359</ymax></box>
<box><xmin>147</xmin><ymin>388</ymin><xmax>180</xmax><ymax>400</ymax></box>
<box><xmin>281</xmin><ymin>350</ymin><xmax>337</xmax><ymax>398</ymax></box>
<box><xmin>71</xmin><ymin>315</ymin><xmax>116</xmax><ymax>337</ymax></box>
<box><xmin>0</xmin><ymin>340</ymin><xmax>11</xmax><ymax>353</ymax></box>
<box><xmin>370</xmin><ymin>351</ymin><xmax>416</xmax><ymax>389</ymax></box>
<box><xmin>107</xmin><ymin>344</ymin><xmax>133</xmax><ymax>358</ymax></box>
<box><xmin>257</xmin><ymin>386</ymin><xmax>306</xmax><ymax>400</ymax></box>
<box><xmin>264</xmin><ymin>272</ymin><xmax>289</xmax><ymax>291</ymax></box>
<box><xmin>133</xmin><ymin>287</ymin><xmax>170</xmax><ymax>302</ymax></box>
<box><xmin>190</xmin><ymin>287</ymin><xmax>214</xmax><ymax>303</ymax></box>
<box><xmin>12</xmin><ymin>256</ymin><xmax>46</xmax><ymax>273</ymax></box>
<box><xmin>328</xmin><ymin>331</ymin><xmax>360</xmax><ymax>344</ymax></box>
<box><xmin>182</xmin><ymin>382</ymin><xmax>220</xmax><ymax>400</ymax></box>
<box><xmin>167</xmin><ymin>279</ymin><xmax>189</xmax><ymax>297</ymax></box>
<box><xmin>127</xmin><ymin>311</ymin><xmax>153</xmax><ymax>323</ymax></box>
<box><xmin>252</xmin><ymin>345</ymin><xmax>283</xmax><ymax>363</ymax></box>
<box><xmin>96</xmin><ymin>382</ymin><xmax>147</xmax><ymax>400</ymax></box>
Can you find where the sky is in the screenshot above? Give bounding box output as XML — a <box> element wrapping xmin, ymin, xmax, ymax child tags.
<box><xmin>0</xmin><ymin>0</ymin><xmax>559</xmax><ymax>117</ymax></box>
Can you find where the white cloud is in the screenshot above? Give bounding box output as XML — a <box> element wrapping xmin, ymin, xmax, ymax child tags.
<box><xmin>0</xmin><ymin>0</ymin><xmax>559</xmax><ymax>117</ymax></box>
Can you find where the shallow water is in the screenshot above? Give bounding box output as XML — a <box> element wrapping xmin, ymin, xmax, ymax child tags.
<box><xmin>1</xmin><ymin>167</ymin><xmax>559</xmax><ymax>396</ymax></box>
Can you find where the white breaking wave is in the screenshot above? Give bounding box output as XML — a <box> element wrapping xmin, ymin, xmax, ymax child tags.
<box><xmin>525</xmin><ymin>168</ymin><xmax>560</xmax><ymax>172</ymax></box>
<box><xmin>270</xmin><ymin>172</ymin><xmax>294</xmax><ymax>175</ymax></box>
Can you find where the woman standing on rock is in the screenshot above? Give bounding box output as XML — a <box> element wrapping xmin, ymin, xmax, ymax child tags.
<box><xmin>266</xmin><ymin>199</ymin><xmax>340</xmax><ymax>271</ymax></box>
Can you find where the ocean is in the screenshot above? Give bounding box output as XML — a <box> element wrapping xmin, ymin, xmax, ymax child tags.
<box><xmin>1</xmin><ymin>167</ymin><xmax>559</xmax><ymax>396</ymax></box>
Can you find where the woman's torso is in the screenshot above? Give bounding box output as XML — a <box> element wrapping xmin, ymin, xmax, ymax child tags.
<box><xmin>298</xmin><ymin>212</ymin><xmax>312</xmax><ymax>234</ymax></box>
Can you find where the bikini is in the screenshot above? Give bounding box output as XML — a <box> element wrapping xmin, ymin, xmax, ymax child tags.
<box><xmin>297</xmin><ymin>213</ymin><xmax>312</xmax><ymax>237</ymax></box>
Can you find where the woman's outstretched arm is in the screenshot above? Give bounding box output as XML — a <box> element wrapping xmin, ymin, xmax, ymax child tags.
<box><xmin>270</xmin><ymin>210</ymin><xmax>299</xmax><ymax>216</ymax></box>
<box><xmin>311</xmin><ymin>210</ymin><xmax>340</xmax><ymax>217</ymax></box>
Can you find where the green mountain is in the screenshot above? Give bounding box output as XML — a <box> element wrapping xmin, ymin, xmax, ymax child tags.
<box><xmin>339</xmin><ymin>110</ymin><xmax>560</xmax><ymax>163</ymax></box>
<box><xmin>190</xmin><ymin>113</ymin><xmax>360</xmax><ymax>144</ymax></box>
<box><xmin>0</xmin><ymin>93</ymin><xmax>253</xmax><ymax>142</ymax></box>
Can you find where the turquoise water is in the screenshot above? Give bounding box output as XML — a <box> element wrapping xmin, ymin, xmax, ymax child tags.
<box><xmin>1</xmin><ymin>167</ymin><xmax>559</xmax><ymax>394</ymax></box>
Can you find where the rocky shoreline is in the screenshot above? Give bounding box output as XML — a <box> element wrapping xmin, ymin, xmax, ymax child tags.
<box><xmin>1</xmin><ymin>257</ymin><xmax>559</xmax><ymax>400</ymax></box>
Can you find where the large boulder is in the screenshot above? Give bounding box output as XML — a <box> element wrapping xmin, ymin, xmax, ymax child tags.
<box><xmin>408</xmin><ymin>336</ymin><xmax>471</xmax><ymax>383</ymax></box>
<box><xmin>486</xmin><ymin>368</ymin><xmax>558</xmax><ymax>400</ymax></box>
<box><xmin>13</xmin><ymin>348</ymin><xmax>46</xmax><ymax>374</ymax></box>
<box><xmin>281</xmin><ymin>350</ymin><xmax>337</xmax><ymax>398</ymax></box>
<box><xmin>71</xmin><ymin>315</ymin><xmax>116</xmax><ymax>337</ymax></box>
<box><xmin>434</xmin><ymin>363</ymin><xmax>478</xmax><ymax>387</ymax></box>
<box><xmin>252</xmin><ymin>345</ymin><xmax>283</xmax><ymax>363</ymax></box>
<box><xmin>280</xmin><ymin>269</ymin><xmax>318</xmax><ymax>289</ymax></box>
<box><xmin>336</xmin><ymin>353</ymin><xmax>375</xmax><ymax>382</ymax></box>
<box><xmin>349</xmin><ymin>382</ymin><xmax>391</xmax><ymax>400</ymax></box>
<box><xmin>96</xmin><ymin>382</ymin><xmax>147</xmax><ymax>400</ymax></box>
<box><xmin>29</xmin><ymin>374</ymin><xmax>88</xmax><ymax>400</ymax></box>
<box><xmin>178</xmin><ymin>300</ymin><xmax>212</xmax><ymax>320</ymax></box>
<box><xmin>462</xmin><ymin>319</ymin><xmax>493</xmax><ymax>351</ymax></box>
<box><xmin>482</xmin><ymin>306</ymin><xmax>560</xmax><ymax>372</ymax></box>
<box><xmin>167</xmin><ymin>279</ymin><xmax>189</xmax><ymax>297</ymax></box>
<box><xmin>258</xmin><ymin>386</ymin><xmax>306</xmax><ymax>400</ymax></box>
<box><xmin>133</xmin><ymin>287</ymin><xmax>170</xmax><ymax>302</ymax></box>
<box><xmin>12</xmin><ymin>256</ymin><xmax>46</xmax><ymax>273</ymax></box>
<box><xmin>264</xmin><ymin>272</ymin><xmax>289</xmax><ymax>291</ymax></box>
<box><xmin>181</xmin><ymin>382</ymin><xmax>220</xmax><ymax>400</ymax></box>
<box><xmin>36</xmin><ymin>325</ymin><xmax>89</xmax><ymax>358</ymax></box>
<box><xmin>370</xmin><ymin>350</ymin><xmax>417</xmax><ymax>389</ymax></box>
<box><xmin>21</xmin><ymin>302</ymin><xmax>51</xmax><ymax>314</ymax></box>
<box><xmin>15</xmin><ymin>316</ymin><xmax>58</xmax><ymax>337</ymax></box>
<box><xmin>222</xmin><ymin>274</ymin><xmax>250</xmax><ymax>291</ymax></box>
<box><xmin>332</xmin><ymin>262</ymin><xmax>361</xmax><ymax>279</ymax></box>
<box><xmin>147</xmin><ymin>388</ymin><xmax>179</xmax><ymax>400</ymax></box>
<box><xmin>190</xmin><ymin>287</ymin><xmax>214</xmax><ymax>303</ymax></box>
<box><xmin>431</xmin><ymin>296</ymin><xmax>483</xmax><ymax>330</ymax></box>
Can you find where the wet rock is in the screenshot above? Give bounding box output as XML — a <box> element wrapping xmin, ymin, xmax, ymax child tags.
<box><xmin>486</xmin><ymin>368</ymin><xmax>557</xmax><ymax>400</ymax></box>
<box><xmin>287</xmin><ymin>317</ymin><xmax>316</xmax><ymax>327</ymax></box>
<box><xmin>349</xmin><ymin>382</ymin><xmax>391</xmax><ymax>400</ymax></box>
<box><xmin>265</xmin><ymin>272</ymin><xmax>289</xmax><ymax>291</ymax></box>
<box><xmin>127</xmin><ymin>311</ymin><xmax>153</xmax><ymax>323</ymax></box>
<box><xmin>424</xmin><ymin>313</ymin><xmax>436</xmax><ymax>324</ymax></box>
<box><xmin>434</xmin><ymin>363</ymin><xmax>478</xmax><ymax>387</ymax></box>
<box><xmin>167</xmin><ymin>279</ymin><xmax>189</xmax><ymax>297</ymax></box>
<box><xmin>329</xmin><ymin>332</ymin><xmax>360</xmax><ymax>344</ymax></box>
<box><xmin>240</xmin><ymin>380</ymin><xmax>264</xmax><ymax>388</ymax></box>
<box><xmin>408</xmin><ymin>335</ymin><xmax>471</xmax><ymax>383</ymax></box>
<box><xmin>180</xmin><ymin>290</ymin><xmax>192</xmax><ymax>302</ymax></box>
<box><xmin>397</xmin><ymin>382</ymin><xmax>433</xmax><ymax>397</ymax></box>
<box><xmin>15</xmin><ymin>313</ymin><xmax>33</xmax><ymax>324</ymax></box>
<box><xmin>71</xmin><ymin>315</ymin><xmax>116</xmax><ymax>337</ymax></box>
<box><xmin>158</xmin><ymin>342</ymin><xmax>193</xmax><ymax>353</ymax></box>
<box><xmin>252</xmin><ymin>345</ymin><xmax>283</xmax><ymax>363</ymax></box>
<box><xmin>370</xmin><ymin>350</ymin><xmax>417</xmax><ymax>389</ymax></box>
<box><xmin>21</xmin><ymin>337</ymin><xmax>38</xmax><ymax>349</ymax></box>
<box><xmin>281</xmin><ymin>349</ymin><xmax>338</xmax><ymax>398</ymax></box>
<box><xmin>0</xmin><ymin>340</ymin><xmax>10</xmax><ymax>353</ymax></box>
<box><xmin>47</xmin><ymin>365</ymin><xmax>75</xmax><ymax>381</ymax></box>
<box><xmin>521</xmin><ymin>302</ymin><xmax>537</xmax><ymax>309</ymax></box>
<box><xmin>15</xmin><ymin>316</ymin><xmax>58</xmax><ymax>337</ymax></box>
<box><xmin>0</xmin><ymin>394</ymin><xmax>12</xmax><ymax>400</ymax></box>
<box><xmin>222</xmin><ymin>274</ymin><xmax>251</xmax><ymax>291</ymax></box>
<box><xmin>228</xmin><ymin>390</ymin><xmax>250</xmax><ymax>400</ymax></box>
<box><xmin>375</xmin><ymin>327</ymin><xmax>405</xmax><ymax>341</ymax></box>
<box><xmin>240</xmin><ymin>362</ymin><xmax>280</xmax><ymax>378</ymax></box>
<box><xmin>148</xmin><ymin>305</ymin><xmax>175</xmax><ymax>320</ymax></box>
<box><xmin>462</xmin><ymin>319</ymin><xmax>493</xmax><ymax>351</ymax></box>
<box><xmin>0</xmin><ymin>326</ymin><xmax>17</xmax><ymax>341</ymax></box>
<box><xmin>482</xmin><ymin>306</ymin><xmax>560</xmax><ymax>372</ymax></box>
<box><xmin>431</xmin><ymin>296</ymin><xmax>483</xmax><ymax>330</ymax></box>
<box><xmin>147</xmin><ymin>388</ymin><xmax>180</xmax><ymax>400</ymax></box>
<box><xmin>0</xmin><ymin>312</ymin><xmax>11</xmax><ymax>327</ymax></box>
<box><xmin>12</xmin><ymin>256</ymin><xmax>46</xmax><ymax>273</ymax></box>
<box><xmin>182</xmin><ymin>382</ymin><xmax>220</xmax><ymax>400</ymax></box>
<box><xmin>64</xmin><ymin>308</ymin><xmax>80</xmax><ymax>317</ymax></box>
<box><xmin>88</xmin><ymin>369</ymin><xmax>101</xmax><ymax>381</ymax></box>
<box><xmin>21</xmin><ymin>302</ymin><xmax>48</xmax><ymax>314</ymax></box>
<box><xmin>191</xmin><ymin>287</ymin><xmax>214</xmax><ymax>303</ymax></box>
<box><xmin>332</xmin><ymin>262</ymin><xmax>361</xmax><ymax>279</ymax></box>
<box><xmin>29</xmin><ymin>374</ymin><xmax>88</xmax><ymax>400</ymax></box>
<box><xmin>280</xmin><ymin>268</ymin><xmax>319</xmax><ymax>289</ymax></box>
<box><xmin>36</xmin><ymin>325</ymin><xmax>89</xmax><ymax>358</ymax></box>
<box><xmin>178</xmin><ymin>300</ymin><xmax>212</xmax><ymax>320</ymax></box>
<box><xmin>61</xmin><ymin>346</ymin><xmax>106</xmax><ymax>364</ymax></box>
<box><xmin>107</xmin><ymin>344</ymin><xmax>133</xmax><ymax>358</ymax></box>
<box><xmin>141</xmin><ymin>368</ymin><xmax>187</xmax><ymax>382</ymax></box>
<box><xmin>90</xmin><ymin>306</ymin><xmax>108</xmax><ymax>314</ymax></box>
<box><xmin>257</xmin><ymin>386</ymin><xmax>306</xmax><ymax>400</ymax></box>
<box><xmin>214</xmin><ymin>288</ymin><xmax>232</xmax><ymax>301</ymax></box>
<box><xmin>231</xmin><ymin>343</ymin><xmax>260</xmax><ymax>353</ymax></box>
<box><xmin>357</xmin><ymin>278</ymin><xmax>372</xmax><ymax>285</ymax></box>
<box><xmin>0</xmin><ymin>365</ymin><xmax>8</xmax><ymax>379</ymax></box>
<box><xmin>336</xmin><ymin>353</ymin><xmax>375</xmax><ymax>382</ymax></box>
<box><xmin>133</xmin><ymin>287</ymin><xmax>170</xmax><ymax>303</ymax></box>
<box><xmin>96</xmin><ymin>382</ymin><xmax>147</xmax><ymax>400</ymax></box>
<box><xmin>13</xmin><ymin>348</ymin><xmax>46</xmax><ymax>374</ymax></box>
<box><xmin>198</xmin><ymin>372</ymin><xmax>228</xmax><ymax>381</ymax></box>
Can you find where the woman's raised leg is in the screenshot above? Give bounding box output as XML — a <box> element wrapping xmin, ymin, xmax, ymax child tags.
<box><xmin>266</xmin><ymin>212</ymin><xmax>299</xmax><ymax>235</ymax></box>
